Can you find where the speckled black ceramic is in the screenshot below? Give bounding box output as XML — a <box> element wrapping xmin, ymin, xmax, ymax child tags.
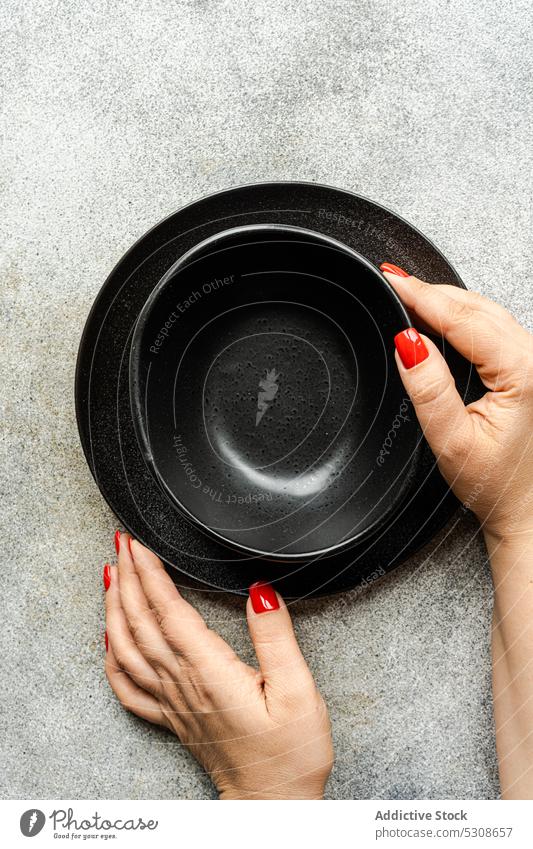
<box><xmin>129</xmin><ymin>224</ymin><xmax>421</xmax><ymax>559</ymax></box>
<box><xmin>75</xmin><ymin>182</ymin><xmax>484</xmax><ymax>597</ymax></box>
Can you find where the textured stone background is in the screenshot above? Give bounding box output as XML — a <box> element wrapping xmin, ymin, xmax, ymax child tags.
<box><xmin>1</xmin><ymin>0</ymin><xmax>531</xmax><ymax>799</ymax></box>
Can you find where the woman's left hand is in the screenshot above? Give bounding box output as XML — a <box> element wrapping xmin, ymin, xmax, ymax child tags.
<box><xmin>103</xmin><ymin>533</ymin><xmax>334</xmax><ymax>800</ymax></box>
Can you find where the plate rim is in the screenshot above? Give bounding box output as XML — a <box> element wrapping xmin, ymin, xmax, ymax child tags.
<box><xmin>74</xmin><ymin>181</ymin><xmax>465</xmax><ymax>596</ymax></box>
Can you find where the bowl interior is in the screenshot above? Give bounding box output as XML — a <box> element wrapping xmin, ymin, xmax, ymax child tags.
<box><xmin>130</xmin><ymin>225</ymin><xmax>420</xmax><ymax>558</ymax></box>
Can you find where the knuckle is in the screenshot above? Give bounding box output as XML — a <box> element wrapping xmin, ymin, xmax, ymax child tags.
<box><xmin>156</xmin><ymin>609</ymin><xmax>179</xmax><ymax>641</ymax></box>
<box><xmin>111</xmin><ymin>647</ymin><xmax>129</xmax><ymax>672</ymax></box>
<box><xmin>409</xmin><ymin>275</ymin><xmax>428</xmax><ymax>292</ymax></box>
<box><xmin>447</xmin><ymin>297</ymin><xmax>474</xmax><ymax>326</ymax></box>
<box><xmin>433</xmin><ymin>421</ymin><xmax>475</xmax><ymax>468</ymax></box>
<box><xmin>159</xmin><ymin>704</ymin><xmax>178</xmax><ymax>735</ymax></box>
<box><xmin>151</xmin><ymin>659</ymin><xmax>170</xmax><ymax>680</ymax></box>
<box><xmin>152</xmin><ymin>601</ymin><xmax>204</xmax><ymax>644</ymax></box>
<box><xmin>127</xmin><ymin>615</ymin><xmax>144</xmax><ymax>644</ymax></box>
<box><xmin>408</xmin><ymin>278</ymin><xmax>430</xmax><ymax>309</ymax></box>
<box><xmin>104</xmin><ymin>661</ymin><xmax>114</xmax><ymax>687</ymax></box>
<box><xmin>151</xmin><ymin>647</ymin><xmax>181</xmax><ymax>681</ymax></box>
<box><xmin>144</xmin><ymin>672</ymin><xmax>165</xmax><ymax>698</ymax></box>
<box><xmin>151</xmin><ymin>604</ymin><xmax>168</xmax><ymax>629</ymax></box>
<box><xmin>436</xmin><ymin>435</ymin><xmax>470</xmax><ymax>468</ymax></box>
<box><xmin>409</xmin><ymin>369</ymin><xmax>453</xmax><ymax>409</ymax></box>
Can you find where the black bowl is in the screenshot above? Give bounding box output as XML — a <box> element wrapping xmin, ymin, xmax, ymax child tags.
<box><xmin>129</xmin><ymin>224</ymin><xmax>421</xmax><ymax>560</ymax></box>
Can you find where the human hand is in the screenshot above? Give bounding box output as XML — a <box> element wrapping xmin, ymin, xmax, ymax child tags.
<box><xmin>104</xmin><ymin>533</ymin><xmax>333</xmax><ymax>799</ymax></box>
<box><xmin>380</xmin><ymin>264</ymin><xmax>533</xmax><ymax>546</ymax></box>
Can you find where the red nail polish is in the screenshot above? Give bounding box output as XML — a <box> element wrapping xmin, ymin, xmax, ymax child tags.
<box><xmin>127</xmin><ymin>537</ymin><xmax>133</xmax><ymax>556</ymax></box>
<box><xmin>103</xmin><ymin>563</ymin><xmax>111</xmax><ymax>591</ymax></box>
<box><xmin>249</xmin><ymin>582</ymin><xmax>280</xmax><ymax>614</ymax></box>
<box><xmin>105</xmin><ymin>630</ymin><xmax>109</xmax><ymax>652</ymax></box>
<box><xmin>394</xmin><ymin>327</ymin><xmax>429</xmax><ymax>369</ymax></box>
<box><xmin>380</xmin><ymin>262</ymin><xmax>410</xmax><ymax>278</ymax></box>
<box><xmin>114</xmin><ymin>530</ymin><xmax>120</xmax><ymax>554</ymax></box>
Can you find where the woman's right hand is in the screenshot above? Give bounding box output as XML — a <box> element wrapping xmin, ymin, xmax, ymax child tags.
<box><xmin>380</xmin><ymin>264</ymin><xmax>533</xmax><ymax>799</ymax></box>
<box><xmin>381</xmin><ymin>264</ymin><xmax>533</xmax><ymax>548</ymax></box>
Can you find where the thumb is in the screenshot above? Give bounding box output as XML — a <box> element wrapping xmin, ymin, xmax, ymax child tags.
<box><xmin>246</xmin><ymin>582</ymin><xmax>316</xmax><ymax>703</ymax></box>
<box><xmin>394</xmin><ymin>328</ymin><xmax>473</xmax><ymax>467</ymax></box>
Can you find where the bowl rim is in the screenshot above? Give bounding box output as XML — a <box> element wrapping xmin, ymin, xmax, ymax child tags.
<box><xmin>129</xmin><ymin>222</ymin><xmax>420</xmax><ymax>560</ymax></box>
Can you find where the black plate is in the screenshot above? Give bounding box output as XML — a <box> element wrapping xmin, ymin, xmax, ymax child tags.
<box><xmin>75</xmin><ymin>181</ymin><xmax>484</xmax><ymax>598</ymax></box>
<box><xmin>129</xmin><ymin>224</ymin><xmax>421</xmax><ymax>559</ymax></box>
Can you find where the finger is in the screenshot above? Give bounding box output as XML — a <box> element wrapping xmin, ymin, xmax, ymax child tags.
<box><xmin>381</xmin><ymin>262</ymin><xmax>502</xmax><ymax>316</ymax></box>
<box><xmin>381</xmin><ymin>263</ymin><xmax>514</xmax><ymax>323</ymax></box>
<box><xmin>394</xmin><ymin>330</ymin><xmax>474</xmax><ymax>469</ymax></box>
<box><xmin>115</xmin><ymin>532</ymin><xmax>178</xmax><ymax>674</ymax></box>
<box><xmin>105</xmin><ymin>633</ymin><xmax>168</xmax><ymax>728</ymax></box>
<box><xmin>246</xmin><ymin>582</ymin><xmax>317</xmax><ymax>705</ymax></box>
<box><xmin>130</xmin><ymin>539</ymin><xmax>239</xmax><ymax>666</ymax></box>
<box><xmin>381</xmin><ymin>269</ymin><xmax>471</xmax><ymax>336</ymax></box>
<box><xmin>384</xmin><ymin>272</ymin><xmax>521</xmax><ymax>387</ymax></box>
<box><xmin>426</xmin><ymin>285</ymin><xmax>513</xmax><ymax>319</ymax></box>
<box><xmin>427</xmin><ymin>285</ymin><xmax>528</xmax><ymax>339</ymax></box>
<box><xmin>104</xmin><ymin>561</ymin><xmax>162</xmax><ymax>697</ymax></box>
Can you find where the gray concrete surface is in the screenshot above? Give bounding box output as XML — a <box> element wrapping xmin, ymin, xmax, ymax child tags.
<box><xmin>1</xmin><ymin>0</ymin><xmax>531</xmax><ymax>799</ymax></box>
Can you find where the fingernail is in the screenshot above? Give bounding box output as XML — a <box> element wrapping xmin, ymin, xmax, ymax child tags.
<box><xmin>380</xmin><ymin>262</ymin><xmax>410</xmax><ymax>278</ymax></box>
<box><xmin>127</xmin><ymin>537</ymin><xmax>133</xmax><ymax>557</ymax></box>
<box><xmin>103</xmin><ymin>563</ymin><xmax>111</xmax><ymax>592</ymax></box>
<box><xmin>105</xmin><ymin>630</ymin><xmax>109</xmax><ymax>652</ymax></box>
<box><xmin>114</xmin><ymin>530</ymin><xmax>120</xmax><ymax>554</ymax></box>
<box><xmin>394</xmin><ymin>327</ymin><xmax>429</xmax><ymax>369</ymax></box>
<box><xmin>249</xmin><ymin>581</ymin><xmax>280</xmax><ymax>614</ymax></box>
